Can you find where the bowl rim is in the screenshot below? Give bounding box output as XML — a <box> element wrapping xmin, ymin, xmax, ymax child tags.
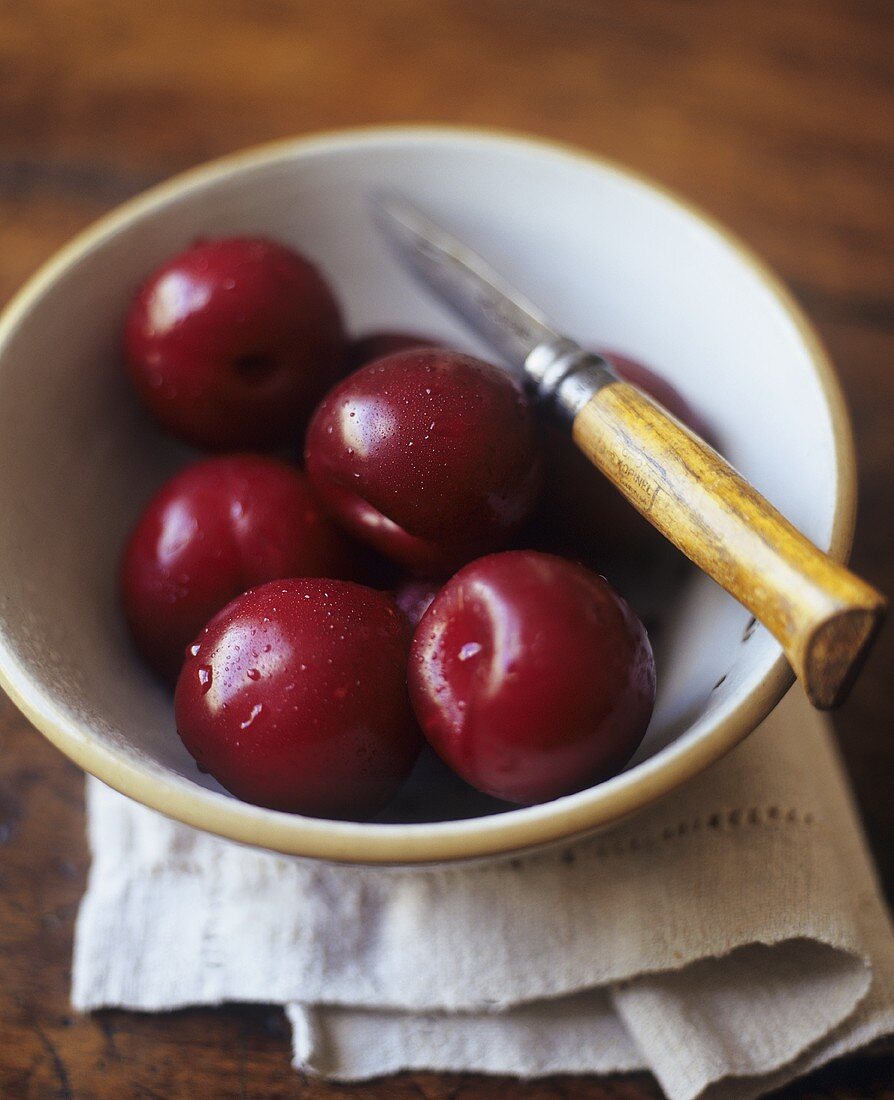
<box><xmin>0</xmin><ymin>124</ymin><xmax>856</xmax><ymax>864</ymax></box>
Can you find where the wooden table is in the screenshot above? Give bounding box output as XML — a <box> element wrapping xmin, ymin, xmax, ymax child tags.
<box><xmin>2</xmin><ymin>2</ymin><xmax>893</xmax><ymax>1096</ymax></box>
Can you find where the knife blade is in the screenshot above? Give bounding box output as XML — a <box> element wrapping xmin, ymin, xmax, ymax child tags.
<box><xmin>370</xmin><ymin>191</ymin><xmax>565</xmax><ymax>377</ymax></box>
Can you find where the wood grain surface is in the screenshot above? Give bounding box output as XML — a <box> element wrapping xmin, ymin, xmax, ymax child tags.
<box><xmin>1</xmin><ymin>1</ymin><xmax>893</xmax><ymax>1096</ymax></box>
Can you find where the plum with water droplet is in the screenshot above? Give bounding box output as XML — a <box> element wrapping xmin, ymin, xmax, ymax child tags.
<box><xmin>305</xmin><ymin>348</ymin><xmax>541</xmax><ymax>573</ymax></box>
<box><xmin>408</xmin><ymin>550</ymin><xmax>655</xmax><ymax>804</ymax></box>
<box><xmin>124</xmin><ymin>237</ymin><xmax>346</xmax><ymax>449</ymax></box>
<box><xmin>175</xmin><ymin>578</ymin><xmax>421</xmax><ymax>817</ymax></box>
<box><xmin>121</xmin><ymin>454</ymin><xmax>354</xmax><ymax>682</ymax></box>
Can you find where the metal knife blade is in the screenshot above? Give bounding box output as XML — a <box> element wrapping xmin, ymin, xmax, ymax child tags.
<box><xmin>370</xmin><ymin>191</ymin><xmax>562</xmax><ymax>374</ymax></box>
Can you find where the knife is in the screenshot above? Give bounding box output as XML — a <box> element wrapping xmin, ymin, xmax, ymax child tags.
<box><xmin>372</xmin><ymin>192</ymin><xmax>885</xmax><ymax>709</ymax></box>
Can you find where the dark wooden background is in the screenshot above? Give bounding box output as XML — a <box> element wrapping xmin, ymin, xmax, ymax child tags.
<box><xmin>1</xmin><ymin>1</ymin><xmax>892</xmax><ymax>1096</ymax></box>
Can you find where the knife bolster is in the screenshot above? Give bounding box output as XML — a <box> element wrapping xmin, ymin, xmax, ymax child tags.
<box><xmin>523</xmin><ymin>342</ymin><xmax>617</xmax><ymax>420</ymax></box>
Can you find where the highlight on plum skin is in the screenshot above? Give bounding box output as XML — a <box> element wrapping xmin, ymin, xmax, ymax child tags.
<box><xmin>174</xmin><ymin>579</ymin><xmax>421</xmax><ymax>819</ymax></box>
<box><xmin>408</xmin><ymin>550</ymin><xmax>656</xmax><ymax>805</ymax></box>
<box><xmin>304</xmin><ymin>347</ymin><xmax>542</xmax><ymax>575</ymax></box>
<box><xmin>120</xmin><ymin>454</ymin><xmax>354</xmax><ymax>683</ymax></box>
<box><xmin>124</xmin><ymin>236</ymin><xmax>346</xmax><ymax>450</ymax></box>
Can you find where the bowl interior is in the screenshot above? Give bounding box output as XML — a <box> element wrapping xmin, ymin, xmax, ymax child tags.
<box><xmin>0</xmin><ymin>130</ymin><xmax>844</xmax><ymax>855</ymax></box>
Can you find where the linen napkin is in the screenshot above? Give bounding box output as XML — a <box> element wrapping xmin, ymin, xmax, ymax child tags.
<box><xmin>73</xmin><ymin>686</ymin><xmax>894</xmax><ymax>1100</ymax></box>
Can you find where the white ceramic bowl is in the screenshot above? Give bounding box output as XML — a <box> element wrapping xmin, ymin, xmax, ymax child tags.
<box><xmin>0</xmin><ymin>127</ymin><xmax>855</xmax><ymax>863</ymax></box>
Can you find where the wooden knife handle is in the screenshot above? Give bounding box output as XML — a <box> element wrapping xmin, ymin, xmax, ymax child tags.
<box><xmin>572</xmin><ymin>379</ymin><xmax>885</xmax><ymax>708</ymax></box>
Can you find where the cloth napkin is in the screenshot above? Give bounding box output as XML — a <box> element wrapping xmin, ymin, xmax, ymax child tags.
<box><xmin>73</xmin><ymin>686</ymin><xmax>894</xmax><ymax>1100</ymax></box>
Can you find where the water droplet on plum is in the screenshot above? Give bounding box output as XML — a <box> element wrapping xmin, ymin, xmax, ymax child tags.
<box><xmin>198</xmin><ymin>665</ymin><xmax>213</xmax><ymax>693</ymax></box>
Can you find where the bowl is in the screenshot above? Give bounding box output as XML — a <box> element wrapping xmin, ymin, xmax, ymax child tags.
<box><xmin>0</xmin><ymin>126</ymin><xmax>855</xmax><ymax>863</ymax></box>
